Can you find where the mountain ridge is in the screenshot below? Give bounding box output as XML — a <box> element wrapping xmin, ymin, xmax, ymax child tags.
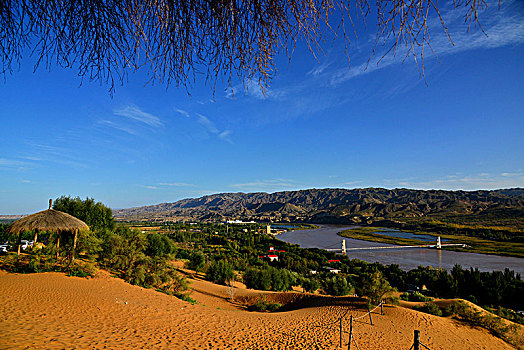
<box><xmin>114</xmin><ymin>187</ymin><xmax>524</xmax><ymax>225</ymax></box>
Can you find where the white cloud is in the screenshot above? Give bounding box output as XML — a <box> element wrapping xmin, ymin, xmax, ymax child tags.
<box><xmin>226</xmin><ymin>79</ymin><xmax>273</xmax><ymax>100</ymax></box>
<box><xmin>195</xmin><ymin>114</ymin><xmax>233</xmax><ymax>143</ymax></box>
<box><xmin>158</xmin><ymin>182</ymin><xmax>196</xmax><ymax>187</ymax></box>
<box><xmin>114</xmin><ymin>105</ymin><xmax>163</xmax><ymax>127</ymax></box>
<box><xmin>307</xmin><ymin>57</ymin><xmax>334</xmax><ymax>76</ymax></box>
<box><xmin>230</xmin><ymin>179</ymin><xmax>297</xmax><ymax>191</ymax></box>
<box><xmin>218</xmin><ymin>130</ymin><xmax>233</xmax><ymax>144</ymax></box>
<box><xmin>175</xmin><ymin>108</ymin><xmax>190</xmax><ymax>118</ymax></box>
<box><xmin>383</xmin><ymin>172</ymin><xmax>524</xmax><ymax>190</ymax></box>
<box><xmin>97</xmin><ymin>120</ymin><xmax>137</xmax><ymax>135</ymax></box>
<box><xmin>328</xmin><ymin>0</ymin><xmax>524</xmax><ymax>85</ymax></box>
<box><xmin>0</xmin><ymin>158</ymin><xmax>31</xmax><ymax>170</ymax></box>
<box><xmin>197</xmin><ymin>114</ymin><xmax>219</xmax><ymax>134</ymax></box>
<box><xmin>25</xmin><ymin>143</ymin><xmax>89</xmax><ymax>169</ymax></box>
<box><xmin>139</xmin><ymin>185</ymin><xmax>159</xmax><ymax>190</ymax></box>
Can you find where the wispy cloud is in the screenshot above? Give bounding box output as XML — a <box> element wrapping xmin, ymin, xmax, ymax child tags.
<box><xmin>307</xmin><ymin>57</ymin><xmax>334</xmax><ymax>77</ymax></box>
<box><xmin>97</xmin><ymin>120</ymin><xmax>137</xmax><ymax>135</ymax></box>
<box><xmin>24</xmin><ymin>143</ymin><xmax>89</xmax><ymax>169</ymax></box>
<box><xmin>230</xmin><ymin>179</ymin><xmax>297</xmax><ymax>192</ymax></box>
<box><xmin>197</xmin><ymin>114</ymin><xmax>219</xmax><ymax>134</ymax></box>
<box><xmin>139</xmin><ymin>184</ymin><xmax>160</xmax><ymax>190</ymax></box>
<box><xmin>240</xmin><ymin>0</ymin><xmax>524</xmax><ymax>121</ymax></box>
<box><xmin>175</xmin><ymin>108</ymin><xmax>190</xmax><ymax>118</ymax></box>
<box><xmin>225</xmin><ymin>79</ymin><xmax>284</xmax><ymax>100</ymax></box>
<box><xmin>158</xmin><ymin>182</ymin><xmax>196</xmax><ymax>187</ymax></box>
<box><xmin>114</xmin><ymin>105</ymin><xmax>163</xmax><ymax>127</ymax></box>
<box><xmin>96</xmin><ymin>104</ymin><xmax>164</xmax><ymax>141</ymax></box>
<box><xmin>218</xmin><ymin>130</ymin><xmax>233</xmax><ymax>144</ymax></box>
<box><xmin>195</xmin><ymin>113</ymin><xmax>233</xmax><ymax>143</ymax></box>
<box><xmin>0</xmin><ymin>158</ymin><xmax>33</xmax><ymax>170</ymax></box>
<box><xmin>343</xmin><ymin>181</ymin><xmax>363</xmax><ymax>186</ymax></box>
<box><xmin>328</xmin><ymin>0</ymin><xmax>524</xmax><ymax>85</ymax></box>
<box><xmin>383</xmin><ymin>171</ymin><xmax>524</xmax><ymax>190</ymax></box>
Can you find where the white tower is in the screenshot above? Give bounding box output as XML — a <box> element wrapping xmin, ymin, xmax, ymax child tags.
<box><xmin>266</xmin><ymin>225</ymin><xmax>271</xmax><ymax>235</ymax></box>
<box><xmin>436</xmin><ymin>236</ymin><xmax>442</xmax><ymax>249</ymax></box>
<box><xmin>341</xmin><ymin>239</ymin><xmax>346</xmax><ymax>255</ymax></box>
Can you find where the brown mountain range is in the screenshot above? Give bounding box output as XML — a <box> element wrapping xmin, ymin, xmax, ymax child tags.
<box><xmin>114</xmin><ymin>188</ymin><xmax>524</xmax><ymax>224</ymax></box>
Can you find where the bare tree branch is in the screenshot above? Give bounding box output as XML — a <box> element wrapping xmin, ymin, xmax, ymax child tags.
<box><xmin>0</xmin><ymin>0</ymin><xmax>492</xmax><ymax>94</ymax></box>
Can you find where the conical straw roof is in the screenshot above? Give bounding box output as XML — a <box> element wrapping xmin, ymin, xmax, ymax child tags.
<box><xmin>6</xmin><ymin>207</ymin><xmax>89</xmax><ymax>234</ymax></box>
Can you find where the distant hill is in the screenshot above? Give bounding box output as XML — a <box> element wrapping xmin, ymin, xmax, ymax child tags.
<box><xmin>114</xmin><ymin>188</ymin><xmax>524</xmax><ymax>226</ymax></box>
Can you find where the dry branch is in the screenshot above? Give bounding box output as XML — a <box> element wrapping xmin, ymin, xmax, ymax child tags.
<box><xmin>0</xmin><ymin>0</ymin><xmax>490</xmax><ymax>93</ymax></box>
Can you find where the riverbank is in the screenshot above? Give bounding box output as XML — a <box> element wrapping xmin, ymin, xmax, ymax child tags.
<box><xmin>338</xmin><ymin>227</ymin><xmax>524</xmax><ymax>259</ymax></box>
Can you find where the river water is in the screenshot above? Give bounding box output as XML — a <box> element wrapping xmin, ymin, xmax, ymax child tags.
<box><xmin>277</xmin><ymin>225</ymin><xmax>524</xmax><ymax>275</ymax></box>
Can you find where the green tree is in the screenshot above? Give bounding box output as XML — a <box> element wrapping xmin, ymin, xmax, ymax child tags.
<box><xmin>243</xmin><ymin>268</ymin><xmax>272</xmax><ymax>291</ymax></box>
<box><xmin>146</xmin><ymin>233</ymin><xmax>175</xmax><ymax>257</ymax></box>
<box><xmin>187</xmin><ymin>251</ymin><xmax>206</xmax><ymax>272</ymax></box>
<box><xmin>357</xmin><ymin>270</ymin><xmax>395</xmax><ymax>305</ymax></box>
<box><xmin>301</xmin><ymin>278</ymin><xmax>320</xmax><ymax>293</ymax></box>
<box><xmin>324</xmin><ymin>275</ymin><xmax>352</xmax><ymax>296</ymax></box>
<box><xmin>206</xmin><ymin>260</ymin><xmax>235</xmax><ymax>285</ymax></box>
<box><xmin>53</xmin><ymin>196</ymin><xmax>115</xmax><ymax>231</ymax></box>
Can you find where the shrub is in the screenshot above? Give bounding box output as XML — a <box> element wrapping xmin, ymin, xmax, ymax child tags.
<box><xmin>413</xmin><ymin>302</ymin><xmax>442</xmax><ymax>317</ymax></box>
<box><xmin>243</xmin><ymin>267</ymin><xmax>295</xmax><ymax>291</ymax></box>
<box><xmin>186</xmin><ymin>251</ymin><xmax>206</xmax><ymax>272</ymax></box>
<box><xmin>243</xmin><ymin>268</ymin><xmax>272</xmax><ymax>290</ymax></box>
<box><xmin>357</xmin><ymin>270</ymin><xmax>395</xmax><ymax>305</ymax></box>
<box><xmin>324</xmin><ymin>275</ymin><xmax>352</xmax><ymax>296</ymax></box>
<box><xmin>248</xmin><ymin>297</ymin><xmax>282</xmax><ymax>312</ymax></box>
<box><xmin>175</xmin><ymin>293</ymin><xmax>197</xmax><ymax>305</ymax></box>
<box><xmin>401</xmin><ymin>291</ymin><xmax>434</xmax><ymax>302</ymax></box>
<box><xmin>206</xmin><ymin>260</ymin><xmax>235</xmax><ymax>285</ymax></box>
<box><xmin>301</xmin><ymin>277</ymin><xmax>320</xmax><ymax>293</ymax></box>
<box><xmin>67</xmin><ymin>261</ymin><xmax>97</xmax><ymax>278</ymax></box>
<box><xmin>146</xmin><ymin>233</ymin><xmax>175</xmax><ymax>257</ymax></box>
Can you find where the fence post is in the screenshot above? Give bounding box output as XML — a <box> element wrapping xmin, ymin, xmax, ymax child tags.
<box><xmin>381</xmin><ymin>300</ymin><xmax>384</xmax><ymax>315</ymax></box>
<box><xmin>413</xmin><ymin>330</ymin><xmax>420</xmax><ymax>350</ymax></box>
<box><xmin>339</xmin><ymin>317</ymin><xmax>343</xmax><ymax>348</ymax></box>
<box><xmin>348</xmin><ymin>316</ymin><xmax>353</xmax><ymax>350</ymax></box>
<box><xmin>368</xmin><ymin>305</ymin><xmax>373</xmax><ymax>325</ymax></box>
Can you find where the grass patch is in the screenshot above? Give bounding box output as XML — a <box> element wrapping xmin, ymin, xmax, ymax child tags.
<box><xmin>401</xmin><ymin>291</ymin><xmax>434</xmax><ymax>302</ymax></box>
<box><xmin>247</xmin><ymin>296</ymin><xmax>282</xmax><ymax>312</ymax></box>
<box><xmin>338</xmin><ymin>227</ymin><xmax>524</xmax><ymax>258</ymax></box>
<box><xmin>175</xmin><ymin>293</ymin><xmax>197</xmax><ymax>305</ymax></box>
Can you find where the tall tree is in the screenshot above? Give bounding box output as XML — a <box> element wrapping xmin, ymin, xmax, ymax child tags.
<box><xmin>53</xmin><ymin>196</ymin><xmax>115</xmax><ymax>231</ymax></box>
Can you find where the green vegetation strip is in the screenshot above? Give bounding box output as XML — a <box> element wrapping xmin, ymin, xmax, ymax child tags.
<box><xmin>338</xmin><ymin>227</ymin><xmax>524</xmax><ymax>258</ymax></box>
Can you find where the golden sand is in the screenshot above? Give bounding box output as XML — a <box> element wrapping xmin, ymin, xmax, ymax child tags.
<box><xmin>0</xmin><ymin>270</ymin><xmax>518</xmax><ymax>349</ymax></box>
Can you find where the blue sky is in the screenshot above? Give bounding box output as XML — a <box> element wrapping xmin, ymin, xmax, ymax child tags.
<box><xmin>1</xmin><ymin>0</ymin><xmax>523</xmax><ymax>214</ymax></box>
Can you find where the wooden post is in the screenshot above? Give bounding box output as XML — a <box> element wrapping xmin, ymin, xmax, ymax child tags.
<box><xmin>413</xmin><ymin>330</ymin><xmax>420</xmax><ymax>350</ymax></box>
<box><xmin>381</xmin><ymin>301</ymin><xmax>384</xmax><ymax>316</ymax></box>
<box><xmin>72</xmin><ymin>229</ymin><xmax>78</xmax><ymax>261</ymax></box>
<box><xmin>17</xmin><ymin>233</ymin><xmax>21</xmax><ymax>255</ymax></box>
<box><xmin>339</xmin><ymin>317</ymin><xmax>343</xmax><ymax>348</ymax></box>
<box><xmin>56</xmin><ymin>229</ymin><xmax>60</xmax><ymax>259</ymax></box>
<box><xmin>348</xmin><ymin>316</ymin><xmax>353</xmax><ymax>350</ymax></box>
<box><xmin>368</xmin><ymin>305</ymin><xmax>373</xmax><ymax>326</ymax></box>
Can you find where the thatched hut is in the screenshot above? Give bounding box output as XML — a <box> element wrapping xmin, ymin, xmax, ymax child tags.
<box><xmin>6</xmin><ymin>199</ymin><xmax>89</xmax><ymax>259</ymax></box>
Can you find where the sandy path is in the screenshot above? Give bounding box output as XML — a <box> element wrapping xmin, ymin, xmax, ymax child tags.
<box><xmin>0</xmin><ymin>271</ymin><xmax>517</xmax><ymax>349</ymax></box>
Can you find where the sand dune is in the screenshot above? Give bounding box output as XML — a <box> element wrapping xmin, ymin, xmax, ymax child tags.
<box><xmin>0</xmin><ymin>270</ymin><xmax>518</xmax><ymax>349</ymax></box>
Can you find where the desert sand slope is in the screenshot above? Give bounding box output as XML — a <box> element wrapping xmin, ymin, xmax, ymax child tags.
<box><xmin>0</xmin><ymin>271</ymin><xmax>516</xmax><ymax>350</ymax></box>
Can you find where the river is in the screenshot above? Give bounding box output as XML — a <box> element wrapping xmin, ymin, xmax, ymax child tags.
<box><xmin>277</xmin><ymin>225</ymin><xmax>524</xmax><ymax>275</ymax></box>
